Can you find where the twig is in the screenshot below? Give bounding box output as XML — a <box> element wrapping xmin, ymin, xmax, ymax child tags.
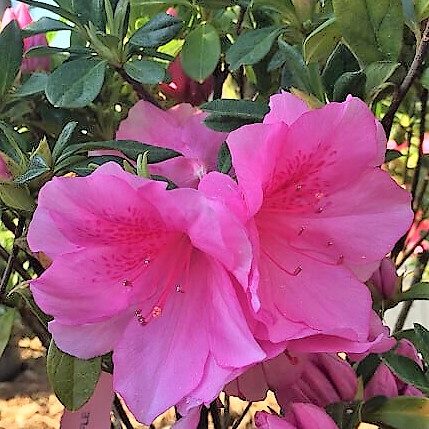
<box><xmin>411</xmin><ymin>88</ymin><xmax>428</xmax><ymax>206</ymax></box>
<box><xmin>394</xmin><ymin>251</ymin><xmax>429</xmax><ymax>332</ymax></box>
<box><xmin>0</xmin><ymin>244</ymin><xmax>32</xmax><ymax>280</ymax></box>
<box><xmin>213</xmin><ymin>62</ymin><xmax>229</xmax><ymax>100</ymax></box>
<box><xmin>114</xmin><ymin>395</ymin><xmax>134</xmax><ymax>429</ymax></box>
<box><xmin>232</xmin><ymin>402</ymin><xmax>253</xmax><ymax>429</ymax></box>
<box><xmin>197</xmin><ymin>406</ymin><xmax>209</xmax><ymax>429</ymax></box>
<box><xmin>0</xmin><ymin>217</ymin><xmax>25</xmax><ymax>298</ymax></box>
<box><xmin>382</xmin><ymin>19</ymin><xmax>429</xmax><ymax>137</ymax></box>
<box><xmin>116</xmin><ymin>67</ymin><xmax>163</xmax><ymax>109</ymax></box>
<box><xmin>210</xmin><ymin>401</ymin><xmax>222</xmax><ymax>429</ymax></box>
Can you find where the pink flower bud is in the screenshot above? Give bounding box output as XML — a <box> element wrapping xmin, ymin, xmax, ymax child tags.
<box><xmin>1</xmin><ymin>2</ymin><xmax>50</xmax><ymax>73</ymax></box>
<box><xmin>160</xmin><ymin>57</ymin><xmax>214</xmax><ymax>106</ymax></box>
<box><xmin>369</xmin><ymin>257</ymin><xmax>398</xmax><ymax>300</ymax></box>
<box><xmin>166</xmin><ymin>7</ymin><xmax>178</xmax><ymax>17</ymax></box>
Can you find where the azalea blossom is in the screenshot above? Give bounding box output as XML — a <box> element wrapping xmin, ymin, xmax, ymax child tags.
<box><xmin>255</xmin><ymin>403</ymin><xmax>338</xmax><ymax>429</ymax></box>
<box><xmin>116</xmin><ymin>101</ymin><xmax>226</xmax><ymax>187</ymax></box>
<box><xmin>367</xmin><ymin>257</ymin><xmax>399</xmax><ymax>301</ymax></box>
<box><xmin>1</xmin><ymin>2</ymin><xmax>50</xmax><ymax>73</ymax></box>
<box><xmin>200</xmin><ymin>92</ymin><xmax>413</xmax><ymax>353</ymax></box>
<box><xmin>28</xmin><ymin>162</ymin><xmax>265</xmax><ymax>424</ymax></box>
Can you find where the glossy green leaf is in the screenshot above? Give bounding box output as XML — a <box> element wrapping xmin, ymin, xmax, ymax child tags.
<box><xmin>382</xmin><ymin>352</ymin><xmax>429</xmax><ymax>393</ymax></box>
<box><xmin>0</xmin><ymin>21</ymin><xmax>23</xmax><ymax>100</ymax></box>
<box><xmin>333</xmin><ymin>0</ymin><xmax>404</xmax><ymax>65</ymax></box>
<box><xmin>279</xmin><ymin>40</ymin><xmax>311</xmax><ymax>92</ymax></box>
<box><xmin>202</xmin><ymin>99</ymin><xmax>269</xmax><ymax>132</ymax></box>
<box><xmin>322</xmin><ymin>43</ymin><xmax>359</xmax><ymax>99</ymax></box>
<box><xmin>414</xmin><ymin>323</ymin><xmax>429</xmax><ymax>364</ymax></box>
<box><xmin>303</xmin><ymin>17</ymin><xmax>341</xmax><ymax>63</ymax></box>
<box><xmin>15</xmin><ymin>73</ymin><xmax>48</xmax><ymax>97</ymax></box>
<box><xmin>15</xmin><ymin>155</ymin><xmax>51</xmax><ymax>185</ymax></box>
<box><xmin>226</xmin><ymin>26</ymin><xmax>283</xmax><ymax>71</ymax></box>
<box><xmin>19</xmin><ymin>0</ymin><xmax>81</xmax><ymax>26</ymax></box>
<box><xmin>364</xmin><ymin>61</ymin><xmax>400</xmax><ymax>99</ymax></box>
<box><xmin>181</xmin><ymin>23</ymin><xmax>220</xmax><ymax>81</ymax></box>
<box><xmin>356</xmin><ymin>353</ymin><xmax>382</xmax><ymax>385</ymax></box>
<box><xmin>396</xmin><ymin>282</ymin><xmax>429</xmax><ymax>301</ymax></box>
<box><xmin>332</xmin><ymin>70</ymin><xmax>366</xmax><ymax>101</ymax></box>
<box><xmin>56</xmin><ymin>140</ymin><xmax>181</xmax><ymax>165</ymax></box>
<box><xmin>124</xmin><ymin>59</ymin><xmax>166</xmax><ymax>84</ymax></box>
<box><xmin>47</xmin><ymin>340</ymin><xmax>101</xmax><ymax>411</ymax></box>
<box><xmin>362</xmin><ymin>396</ymin><xmax>429</xmax><ymax>429</ymax></box>
<box><xmin>22</xmin><ymin>17</ymin><xmax>73</xmax><ymax>37</ymax></box>
<box><xmin>129</xmin><ymin>13</ymin><xmax>182</xmax><ymax>48</ymax></box>
<box><xmin>72</xmin><ymin>0</ymin><xmax>105</xmax><ymax>29</ymax></box>
<box><xmin>46</xmin><ymin>59</ymin><xmax>107</xmax><ymax>108</ymax></box>
<box><xmin>0</xmin><ymin>307</ymin><xmax>16</xmax><ymax>359</ymax></box>
<box><xmin>254</xmin><ymin>0</ymin><xmax>298</xmax><ymax>24</ymax></box>
<box><xmin>52</xmin><ymin>122</ymin><xmax>79</xmax><ymax>161</ymax></box>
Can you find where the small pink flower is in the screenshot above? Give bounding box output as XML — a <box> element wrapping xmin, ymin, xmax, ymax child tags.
<box><xmin>160</xmin><ymin>57</ymin><xmax>214</xmax><ymax>106</ymax></box>
<box><xmin>255</xmin><ymin>404</ymin><xmax>338</xmax><ymax>429</ymax></box>
<box><xmin>365</xmin><ymin>339</ymin><xmax>424</xmax><ymax>399</ymax></box>
<box><xmin>116</xmin><ymin>101</ymin><xmax>226</xmax><ymax>187</ymax></box>
<box><xmin>201</xmin><ymin>92</ymin><xmax>412</xmax><ymax>353</ymax></box>
<box><xmin>1</xmin><ymin>2</ymin><xmax>50</xmax><ymax>73</ymax></box>
<box><xmin>28</xmin><ymin>162</ymin><xmax>265</xmax><ymax>424</ymax></box>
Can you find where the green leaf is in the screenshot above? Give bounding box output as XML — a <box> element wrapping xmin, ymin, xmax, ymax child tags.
<box><xmin>254</xmin><ymin>0</ymin><xmax>299</xmax><ymax>24</ymax></box>
<box><xmin>47</xmin><ymin>340</ymin><xmax>101</xmax><ymax>411</ymax></box>
<box><xmin>333</xmin><ymin>0</ymin><xmax>404</xmax><ymax>65</ymax></box>
<box><xmin>364</xmin><ymin>61</ymin><xmax>400</xmax><ymax>100</ymax></box>
<box><xmin>46</xmin><ymin>59</ymin><xmax>107</xmax><ymax>108</ymax></box>
<box><xmin>181</xmin><ymin>23</ymin><xmax>220</xmax><ymax>81</ymax></box>
<box><xmin>414</xmin><ymin>323</ymin><xmax>429</xmax><ymax>364</ymax></box>
<box><xmin>303</xmin><ymin>17</ymin><xmax>342</xmax><ymax>64</ymax></box>
<box><xmin>52</xmin><ymin>122</ymin><xmax>79</xmax><ymax>161</ymax></box>
<box><xmin>124</xmin><ymin>59</ymin><xmax>166</xmax><ymax>84</ymax></box>
<box><xmin>0</xmin><ymin>122</ymin><xmax>28</xmax><ymax>167</ymax></box>
<box><xmin>356</xmin><ymin>353</ymin><xmax>382</xmax><ymax>385</ymax></box>
<box><xmin>21</xmin><ymin>17</ymin><xmax>73</xmax><ymax>37</ymax></box>
<box><xmin>226</xmin><ymin>26</ymin><xmax>283</xmax><ymax>71</ymax></box>
<box><xmin>129</xmin><ymin>13</ymin><xmax>182</xmax><ymax>48</ymax></box>
<box><xmin>322</xmin><ymin>43</ymin><xmax>359</xmax><ymax>99</ymax></box>
<box><xmin>25</xmin><ymin>45</ymin><xmax>90</xmax><ymax>57</ymax></box>
<box><xmin>202</xmin><ymin>99</ymin><xmax>269</xmax><ymax>132</ymax></box>
<box><xmin>385</xmin><ymin>149</ymin><xmax>403</xmax><ymax>162</ymax></box>
<box><xmin>382</xmin><ymin>352</ymin><xmax>429</xmax><ymax>393</ymax></box>
<box><xmin>72</xmin><ymin>0</ymin><xmax>105</xmax><ymax>29</ymax></box>
<box><xmin>15</xmin><ymin>73</ymin><xmax>48</xmax><ymax>97</ymax></box>
<box><xmin>56</xmin><ymin>140</ymin><xmax>181</xmax><ymax>165</ymax></box>
<box><xmin>0</xmin><ymin>21</ymin><xmax>23</xmax><ymax>100</ymax></box>
<box><xmin>362</xmin><ymin>396</ymin><xmax>429</xmax><ymax>429</ymax></box>
<box><xmin>416</xmin><ymin>0</ymin><xmax>429</xmax><ymax>20</ymax></box>
<box><xmin>396</xmin><ymin>282</ymin><xmax>429</xmax><ymax>301</ymax></box>
<box><xmin>278</xmin><ymin>40</ymin><xmax>311</xmax><ymax>92</ymax></box>
<box><xmin>217</xmin><ymin>142</ymin><xmax>232</xmax><ymax>174</ymax></box>
<box><xmin>0</xmin><ymin>307</ymin><xmax>16</xmax><ymax>359</ymax></box>
<box><xmin>332</xmin><ymin>70</ymin><xmax>366</xmax><ymax>101</ymax></box>
<box><xmin>19</xmin><ymin>0</ymin><xmax>81</xmax><ymax>27</ymax></box>
<box><xmin>15</xmin><ymin>155</ymin><xmax>51</xmax><ymax>185</ymax></box>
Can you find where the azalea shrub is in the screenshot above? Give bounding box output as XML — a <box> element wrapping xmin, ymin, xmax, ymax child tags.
<box><xmin>1</xmin><ymin>1</ymin><xmax>429</xmax><ymax>428</ymax></box>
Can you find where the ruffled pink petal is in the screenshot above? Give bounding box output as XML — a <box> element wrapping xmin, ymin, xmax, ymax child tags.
<box><xmin>227</xmin><ymin>122</ymin><xmax>288</xmax><ymax>216</ymax></box>
<box><xmin>113</xmin><ymin>253</ymin><xmax>265</xmax><ymax>424</ymax></box>
<box><xmin>255</xmin><ymin>412</ymin><xmax>295</xmax><ymax>429</ymax></box>
<box><xmin>253</xmin><ymin>235</ymin><xmax>372</xmax><ymax>347</ymax></box>
<box><xmin>48</xmin><ymin>311</ymin><xmax>132</xmax><ymax>359</ymax></box>
<box><xmin>271</xmin><ymin>169</ymin><xmax>412</xmax><ymax>281</ymax></box>
<box><xmin>264</xmin><ymin>92</ymin><xmax>309</xmax><ymax>126</ymax></box>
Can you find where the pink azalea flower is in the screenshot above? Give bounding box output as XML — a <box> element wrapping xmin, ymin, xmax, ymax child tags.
<box><xmin>28</xmin><ymin>162</ymin><xmax>266</xmax><ymax>424</ymax></box>
<box><xmin>116</xmin><ymin>101</ymin><xmax>226</xmax><ymax>187</ymax></box>
<box><xmin>1</xmin><ymin>2</ymin><xmax>50</xmax><ymax>73</ymax></box>
<box><xmin>200</xmin><ymin>92</ymin><xmax>412</xmax><ymax>353</ymax></box>
<box><xmin>365</xmin><ymin>339</ymin><xmax>424</xmax><ymax>399</ymax></box>
<box><xmin>255</xmin><ymin>404</ymin><xmax>338</xmax><ymax>429</ymax></box>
